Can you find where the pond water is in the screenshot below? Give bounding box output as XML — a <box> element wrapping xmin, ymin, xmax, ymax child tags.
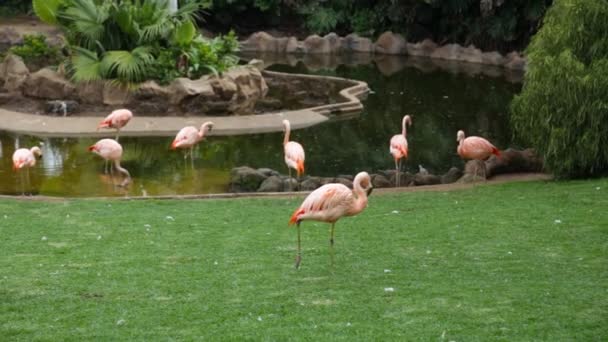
<box><xmin>0</xmin><ymin>55</ymin><xmax>521</xmax><ymax>197</ymax></box>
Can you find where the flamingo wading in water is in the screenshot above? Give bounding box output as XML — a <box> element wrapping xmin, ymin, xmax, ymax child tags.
<box><xmin>12</xmin><ymin>146</ymin><xmax>42</xmax><ymax>195</ymax></box>
<box><xmin>282</xmin><ymin>119</ymin><xmax>305</xmax><ymax>188</ymax></box>
<box><xmin>389</xmin><ymin>115</ymin><xmax>412</xmax><ymax>187</ymax></box>
<box><xmin>89</xmin><ymin>139</ymin><xmax>131</xmax><ymax>187</ymax></box>
<box><xmin>171</xmin><ymin>122</ymin><xmax>214</xmax><ymax>166</ymax></box>
<box><xmin>456</xmin><ymin>130</ymin><xmax>501</xmax><ymax>180</ymax></box>
<box><xmin>288</xmin><ymin>171</ymin><xmax>373</xmax><ymax>269</ymax></box>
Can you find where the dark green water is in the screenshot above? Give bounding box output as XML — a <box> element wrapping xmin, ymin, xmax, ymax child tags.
<box><xmin>0</xmin><ymin>57</ymin><xmax>520</xmax><ymax>197</ymax></box>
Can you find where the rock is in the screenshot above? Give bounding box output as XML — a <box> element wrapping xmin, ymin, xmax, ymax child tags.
<box><xmin>484</xmin><ymin>148</ymin><xmax>543</xmax><ymax>177</ymax></box>
<box><xmin>300</xmin><ymin>177</ymin><xmax>321</xmax><ymax>191</ymax></box>
<box><xmin>23</xmin><ymin>68</ymin><xmax>75</xmax><ymax>99</ymax></box>
<box><xmin>240</xmin><ymin>32</ymin><xmax>289</xmax><ymax>53</ymax></box>
<box><xmin>323</xmin><ymin>33</ymin><xmax>342</xmax><ymax>53</ymax></box>
<box><xmin>342</xmin><ymin>34</ymin><xmax>374</xmax><ymax>53</ymax></box>
<box><xmin>229</xmin><ymin>166</ymin><xmax>267</xmax><ymax>192</ymax></box>
<box><xmin>76</xmin><ymin>81</ymin><xmax>104</xmax><ymax>104</ymax></box>
<box><xmin>481</xmin><ymin>51</ymin><xmax>505</xmax><ymax>66</ymax></box>
<box><xmin>103</xmin><ymin>83</ymin><xmax>131</xmax><ymax>105</ymax></box>
<box><xmin>130</xmin><ymin>80</ymin><xmax>170</xmax><ymax>113</ymax></box>
<box><xmin>430</xmin><ymin>44</ymin><xmax>483</xmax><ymax>64</ymax></box>
<box><xmin>413</xmin><ymin>173</ymin><xmax>441</xmax><ymax>186</ymax></box>
<box><xmin>504</xmin><ymin>52</ymin><xmax>526</xmax><ymax>70</ymax></box>
<box><xmin>389</xmin><ymin>171</ymin><xmax>414</xmax><ymax>187</ymax></box>
<box><xmin>0</xmin><ymin>54</ymin><xmax>29</xmax><ymax>92</ymax></box>
<box><xmin>405</xmin><ymin>39</ymin><xmax>437</xmax><ymax>57</ymax></box>
<box><xmin>334</xmin><ymin>177</ymin><xmax>353</xmax><ymax>189</ymax></box>
<box><xmin>371</xmin><ymin>174</ymin><xmax>391</xmax><ymax>188</ymax></box>
<box><xmin>283</xmin><ymin>177</ymin><xmax>299</xmax><ymax>191</ymax></box>
<box><xmin>303</xmin><ymin>35</ymin><xmax>331</xmax><ymax>54</ymax></box>
<box><xmin>375</xmin><ymin>31</ymin><xmax>406</xmax><ymax>55</ymax></box>
<box><xmin>320</xmin><ymin>177</ymin><xmax>335</xmax><ymax>186</ymax></box>
<box><xmin>257</xmin><ymin>168</ymin><xmax>280</xmax><ymax>177</ymax></box>
<box><xmin>169</xmin><ymin>77</ymin><xmax>215</xmax><ymax>105</ymax></box>
<box><xmin>258</xmin><ymin>175</ymin><xmax>283</xmax><ymax>192</ymax></box>
<box><xmin>441</xmin><ymin>167</ymin><xmax>463</xmax><ymax>184</ymax></box>
<box><xmin>337</xmin><ymin>174</ymin><xmax>354</xmax><ymax>181</ymax></box>
<box><xmin>285</xmin><ymin>37</ymin><xmax>302</xmax><ymax>54</ymax></box>
<box><xmin>461</xmin><ymin>160</ymin><xmax>487</xmax><ymax>182</ymax></box>
<box><xmin>45</xmin><ymin>100</ymin><xmax>78</xmax><ymax>115</ymax></box>
<box><xmin>180</xmin><ymin>65</ymin><xmax>267</xmax><ymax>115</ymax></box>
<box><xmin>248</xmin><ymin>59</ymin><xmax>265</xmax><ymax>71</ymax></box>
<box><xmin>0</xmin><ymin>27</ymin><xmax>22</xmax><ymax>45</ymax></box>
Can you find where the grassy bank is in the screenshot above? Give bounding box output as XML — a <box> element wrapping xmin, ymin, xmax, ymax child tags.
<box><xmin>1</xmin><ymin>179</ymin><xmax>607</xmax><ymax>340</ymax></box>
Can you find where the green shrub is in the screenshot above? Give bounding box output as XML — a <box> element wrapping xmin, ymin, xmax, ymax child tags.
<box><xmin>9</xmin><ymin>34</ymin><xmax>63</xmax><ymax>69</ymax></box>
<box><xmin>511</xmin><ymin>0</ymin><xmax>608</xmax><ymax>178</ymax></box>
<box><xmin>33</xmin><ymin>0</ymin><xmax>237</xmax><ymax>85</ymax></box>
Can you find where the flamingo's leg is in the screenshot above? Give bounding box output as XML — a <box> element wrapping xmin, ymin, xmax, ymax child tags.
<box><xmin>288</xmin><ymin>168</ymin><xmax>292</xmax><ymax>192</ymax></box>
<box><xmin>395</xmin><ymin>158</ymin><xmax>400</xmax><ymax>187</ymax></box>
<box><xmin>19</xmin><ymin>170</ymin><xmax>25</xmax><ymax>196</ymax></box>
<box><xmin>295</xmin><ymin>221</ymin><xmax>302</xmax><ymax>269</ymax></box>
<box><xmin>190</xmin><ymin>147</ymin><xmax>195</xmax><ymax>169</ymax></box>
<box><xmin>104</xmin><ymin>160</ymin><xmax>109</xmax><ymax>174</ymax></box>
<box><xmin>109</xmin><ymin>161</ymin><xmax>116</xmax><ymax>186</ymax></box>
<box><xmin>26</xmin><ymin>167</ymin><xmax>31</xmax><ymax>195</ymax></box>
<box><xmin>330</xmin><ymin>222</ymin><xmax>335</xmax><ymax>246</ymax></box>
<box><xmin>115</xmin><ymin>128</ymin><xmax>120</xmax><ymax>142</ymax></box>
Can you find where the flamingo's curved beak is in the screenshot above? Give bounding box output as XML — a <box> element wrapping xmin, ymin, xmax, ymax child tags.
<box><xmin>366</xmin><ymin>186</ymin><xmax>374</xmax><ymax>197</ymax></box>
<box><xmin>88</xmin><ymin>145</ymin><xmax>96</xmax><ymax>152</ymax></box>
<box><xmin>12</xmin><ymin>161</ymin><xmax>20</xmax><ymax>171</ymax></box>
<box><xmin>170</xmin><ymin>140</ymin><xmax>178</xmax><ymax>150</ymax></box>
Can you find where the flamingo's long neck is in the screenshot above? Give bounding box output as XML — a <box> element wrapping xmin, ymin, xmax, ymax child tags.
<box><xmin>198</xmin><ymin>123</ymin><xmax>210</xmax><ymax>140</ymax></box>
<box><xmin>114</xmin><ymin>160</ymin><xmax>131</xmax><ymax>180</ymax></box>
<box><xmin>350</xmin><ymin>183</ymin><xmax>368</xmax><ymax>215</ymax></box>
<box><xmin>402</xmin><ymin>116</ymin><xmax>409</xmax><ymax>137</ymax></box>
<box><xmin>283</xmin><ymin>122</ymin><xmax>290</xmax><ymax>145</ymax></box>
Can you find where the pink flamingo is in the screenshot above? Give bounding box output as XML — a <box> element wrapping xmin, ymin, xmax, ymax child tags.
<box><xmin>88</xmin><ymin>139</ymin><xmax>131</xmax><ymax>187</ymax></box>
<box><xmin>282</xmin><ymin>119</ymin><xmax>305</xmax><ymax>185</ymax></box>
<box><xmin>456</xmin><ymin>130</ymin><xmax>501</xmax><ymax>179</ymax></box>
<box><xmin>389</xmin><ymin>115</ymin><xmax>412</xmax><ymax>187</ymax></box>
<box><xmin>170</xmin><ymin>121</ymin><xmax>214</xmax><ymax>165</ymax></box>
<box><xmin>97</xmin><ymin>109</ymin><xmax>133</xmax><ymax>141</ymax></box>
<box><xmin>288</xmin><ymin>171</ymin><xmax>373</xmax><ymax>269</ymax></box>
<box><xmin>12</xmin><ymin>146</ymin><xmax>42</xmax><ymax>194</ymax></box>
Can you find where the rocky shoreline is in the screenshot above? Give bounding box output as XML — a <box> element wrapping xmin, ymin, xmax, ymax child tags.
<box><xmin>229</xmin><ymin>148</ymin><xmax>543</xmax><ymax>193</ymax></box>
<box><xmin>241</xmin><ymin>31</ymin><xmax>526</xmax><ymax>71</ymax></box>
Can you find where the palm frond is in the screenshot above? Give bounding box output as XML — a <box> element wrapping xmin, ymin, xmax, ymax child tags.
<box><xmin>33</xmin><ymin>0</ymin><xmax>65</xmax><ymax>25</ymax></box>
<box><xmin>69</xmin><ymin>46</ymin><xmax>103</xmax><ymax>81</ymax></box>
<box><xmin>100</xmin><ymin>47</ymin><xmax>155</xmax><ymax>83</ymax></box>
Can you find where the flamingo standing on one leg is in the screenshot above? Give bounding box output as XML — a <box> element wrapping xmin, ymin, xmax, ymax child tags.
<box><xmin>171</xmin><ymin>121</ymin><xmax>214</xmax><ymax>167</ymax></box>
<box><xmin>89</xmin><ymin>139</ymin><xmax>131</xmax><ymax>187</ymax></box>
<box><xmin>456</xmin><ymin>130</ymin><xmax>501</xmax><ymax>180</ymax></box>
<box><xmin>12</xmin><ymin>146</ymin><xmax>42</xmax><ymax>195</ymax></box>
<box><xmin>282</xmin><ymin>119</ymin><xmax>305</xmax><ymax>190</ymax></box>
<box><xmin>389</xmin><ymin>115</ymin><xmax>412</xmax><ymax>187</ymax></box>
<box><xmin>288</xmin><ymin>171</ymin><xmax>373</xmax><ymax>269</ymax></box>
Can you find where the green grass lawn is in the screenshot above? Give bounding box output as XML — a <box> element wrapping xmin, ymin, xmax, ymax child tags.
<box><xmin>1</xmin><ymin>179</ymin><xmax>607</xmax><ymax>340</ymax></box>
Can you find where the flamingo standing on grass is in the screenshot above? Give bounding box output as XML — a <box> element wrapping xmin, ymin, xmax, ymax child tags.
<box><xmin>171</xmin><ymin>122</ymin><xmax>214</xmax><ymax>166</ymax></box>
<box><xmin>456</xmin><ymin>130</ymin><xmax>501</xmax><ymax>179</ymax></box>
<box><xmin>12</xmin><ymin>146</ymin><xmax>42</xmax><ymax>194</ymax></box>
<box><xmin>288</xmin><ymin>171</ymin><xmax>373</xmax><ymax>269</ymax></box>
<box><xmin>89</xmin><ymin>139</ymin><xmax>131</xmax><ymax>187</ymax></box>
<box><xmin>389</xmin><ymin>115</ymin><xmax>412</xmax><ymax>187</ymax></box>
<box><xmin>282</xmin><ymin>119</ymin><xmax>305</xmax><ymax>188</ymax></box>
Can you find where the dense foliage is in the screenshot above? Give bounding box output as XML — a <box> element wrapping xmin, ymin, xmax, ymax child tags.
<box><xmin>511</xmin><ymin>0</ymin><xmax>608</xmax><ymax>179</ymax></box>
<box><xmin>202</xmin><ymin>0</ymin><xmax>552</xmax><ymax>52</ymax></box>
<box><xmin>32</xmin><ymin>0</ymin><xmax>238</xmax><ymax>85</ymax></box>
<box><xmin>7</xmin><ymin>34</ymin><xmax>62</xmax><ymax>69</ymax></box>
<box><xmin>0</xmin><ymin>0</ymin><xmax>31</xmax><ymax>15</ymax></box>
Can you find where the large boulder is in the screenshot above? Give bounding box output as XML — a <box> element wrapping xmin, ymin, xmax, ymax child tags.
<box><xmin>342</xmin><ymin>34</ymin><xmax>374</xmax><ymax>53</ymax></box>
<box><xmin>323</xmin><ymin>33</ymin><xmax>342</xmax><ymax>53</ymax></box>
<box><xmin>371</xmin><ymin>173</ymin><xmax>392</xmax><ymax>188</ymax></box>
<box><xmin>300</xmin><ymin>176</ymin><xmax>322</xmax><ymax>191</ymax></box>
<box><xmin>405</xmin><ymin>39</ymin><xmax>437</xmax><ymax>57</ymax></box>
<box><xmin>241</xmin><ymin>32</ymin><xmax>289</xmax><ymax>53</ymax></box>
<box><xmin>76</xmin><ymin>81</ymin><xmax>104</xmax><ymax>104</ymax></box>
<box><xmin>130</xmin><ymin>80</ymin><xmax>171</xmax><ymax>113</ymax></box>
<box><xmin>23</xmin><ymin>68</ymin><xmax>75</xmax><ymax>99</ymax></box>
<box><xmin>303</xmin><ymin>35</ymin><xmax>331</xmax><ymax>54</ymax></box>
<box><xmin>229</xmin><ymin>166</ymin><xmax>267</xmax><ymax>192</ymax></box>
<box><xmin>0</xmin><ymin>54</ymin><xmax>29</xmax><ymax>92</ymax></box>
<box><xmin>0</xmin><ymin>27</ymin><xmax>22</xmax><ymax>46</ymax></box>
<box><xmin>258</xmin><ymin>176</ymin><xmax>284</xmax><ymax>192</ymax></box>
<box><xmin>430</xmin><ymin>44</ymin><xmax>483</xmax><ymax>64</ymax></box>
<box><xmin>481</xmin><ymin>51</ymin><xmax>506</xmax><ymax>66</ymax></box>
<box><xmin>413</xmin><ymin>173</ymin><xmax>441</xmax><ymax>186</ymax></box>
<box><xmin>504</xmin><ymin>52</ymin><xmax>526</xmax><ymax>70</ymax></box>
<box><xmin>103</xmin><ymin>83</ymin><xmax>131</xmax><ymax>105</ymax></box>
<box><xmin>375</xmin><ymin>31</ymin><xmax>406</xmax><ymax>55</ymax></box>
<box><xmin>178</xmin><ymin>65</ymin><xmax>268</xmax><ymax>115</ymax></box>
<box><xmin>441</xmin><ymin>167</ymin><xmax>463</xmax><ymax>184</ymax></box>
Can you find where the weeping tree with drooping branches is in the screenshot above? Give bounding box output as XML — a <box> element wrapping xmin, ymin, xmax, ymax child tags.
<box><xmin>510</xmin><ymin>0</ymin><xmax>608</xmax><ymax>179</ymax></box>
